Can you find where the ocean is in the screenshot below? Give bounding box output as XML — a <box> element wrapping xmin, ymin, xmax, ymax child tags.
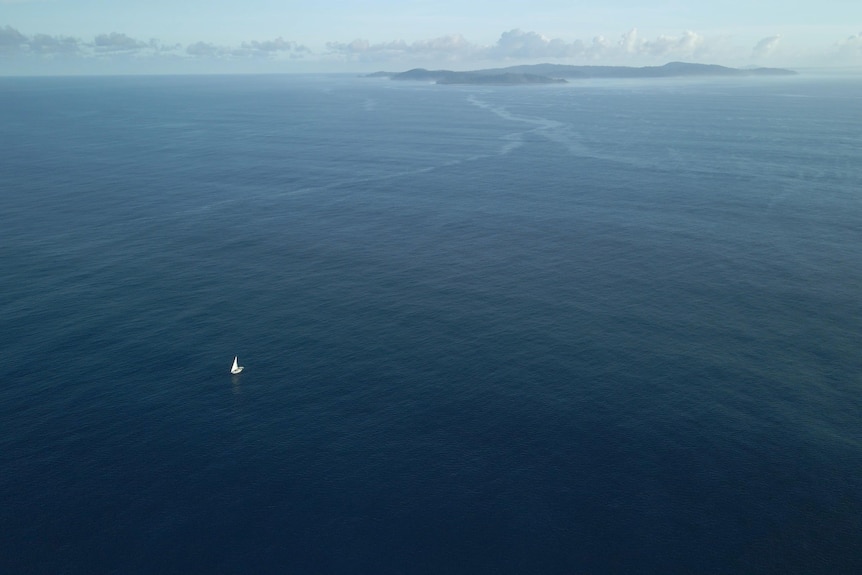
<box><xmin>1</xmin><ymin>72</ymin><xmax>861</xmax><ymax>573</ymax></box>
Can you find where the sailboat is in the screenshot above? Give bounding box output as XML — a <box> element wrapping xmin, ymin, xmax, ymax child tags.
<box><xmin>230</xmin><ymin>356</ymin><xmax>244</xmax><ymax>374</ymax></box>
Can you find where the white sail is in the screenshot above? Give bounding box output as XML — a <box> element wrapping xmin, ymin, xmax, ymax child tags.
<box><xmin>230</xmin><ymin>356</ymin><xmax>244</xmax><ymax>374</ymax></box>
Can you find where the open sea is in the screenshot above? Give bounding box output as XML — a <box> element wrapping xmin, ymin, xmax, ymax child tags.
<box><xmin>2</xmin><ymin>72</ymin><xmax>861</xmax><ymax>574</ymax></box>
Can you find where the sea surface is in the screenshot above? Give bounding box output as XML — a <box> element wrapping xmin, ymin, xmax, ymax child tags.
<box><xmin>2</xmin><ymin>72</ymin><xmax>861</xmax><ymax>574</ymax></box>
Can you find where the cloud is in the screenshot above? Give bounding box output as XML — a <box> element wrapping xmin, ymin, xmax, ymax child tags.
<box><xmin>91</xmin><ymin>33</ymin><xmax>181</xmax><ymax>56</ymax></box>
<box><xmin>327</xmin><ymin>34</ymin><xmax>479</xmax><ymax>62</ymax></box>
<box><xmin>327</xmin><ymin>30</ymin><xmax>591</xmax><ymax>62</ymax></box>
<box><xmin>186</xmin><ymin>41</ymin><xmax>224</xmax><ymax>58</ymax></box>
<box><xmin>29</xmin><ymin>33</ymin><xmax>81</xmax><ymax>55</ymax></box>
<box><xmin>1</xmin><ymin>25</ymin><xmax>305</xmax><ymax>66</ymax></box>
<box><xmin>610</xmin><ymin>28</ymin><xmax>706</xmax><ymax>61</ymax></box>
<box><xmin>752</xmin><ymin>35</ymin><xmax>781</xmax><ymax>60</ymax></box>
<box><xmin>837</xmin><ymin>32</ymin><xmax>862</xmax><ymax>53</ymax></box>
<box><xmin>241</xmin><ymin>38</ymin><xmax>308</xmax><ymax>54</ymax></box>
<box><xmin>0</xmin><ymin>26</ymin><xmax>180</xmax><ymax>59</ymax></box>
<box><xmin>236</xmin><ymin>37</ymin><xmax>309</xmax><ymax>59</ymax></box>
<box><xmin>94</xmin><ymin>32</ymin><xmax>146</xmax><ymax>53</ymax></box>
<box><xmin>811</xmin><ymin>32</ymin><xmax>862</xmax><ymax>66</ymax></box>
<box><xmin>1</xmin><ymin>25</ymin><xmax>83</xmax><ymax>56</ymax></box>
<box><xmin>489</xmin><ymin>29</ymin><xmax>585</xmax><ymax>59</ymax></box>
<box><xmin>618</xmin><ymin>28</ymin><xmax>639</xmax><ymax>54</ymax></box>
<box><xmin>490</xmin><ymin>28</ymin><xmax>710</xmax><ymax>63</ymax></box>
<box><xmin>5</xmin><ymin>23</ymin><xmax>860</xmax><ymax>73</ymax></box>
<box><xmin>0</xmin><ymin>25</ymin><xmax>28</xmax><ymax>53</ymax></box>
<box><xmin>186</xmin><ymin>37</ymin><xmax>309</xmax><ymax>60</ymax></box>
<box><xmin>326</xmin><ymin>28</ymin><xmax>714</xmax><ymax>66</ymax></box>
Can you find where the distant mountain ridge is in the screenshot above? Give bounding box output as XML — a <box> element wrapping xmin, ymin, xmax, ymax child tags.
<box><xmin>369</xmin><ymin>62</ymin><xmax>798</xmax><ymax>85</ymax></box>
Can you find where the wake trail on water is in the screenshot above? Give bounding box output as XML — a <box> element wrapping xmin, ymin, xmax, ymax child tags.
<box><xmin>467</xmin><ymin>94</ymin><xmax>592</xmax><ymax>157</ymax></box>
<box><xmin>181</xmin><ymin>114</ymin><xmax>533</xmax><ymax>213</ymax></box>
<box><xmin>182</xmin><ymin>89</ymin><xmax>703</xmax><ymax>216</ymax></box>
<box><xmin>466</xmin><ymin>94</ymin><xmax>666</xmax><ymax>170</ymax></box>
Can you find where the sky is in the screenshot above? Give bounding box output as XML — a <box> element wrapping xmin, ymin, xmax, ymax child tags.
<box><xmin>2</xmin><ymin>0</ymin><xmax>862</xmax><ymax>74</ymax></box>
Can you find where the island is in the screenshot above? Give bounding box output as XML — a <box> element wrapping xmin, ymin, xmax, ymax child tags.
<box><xmin>368</xmin><ymin>62</ymin><xmax>798</xmax><ymax>85</ymax></box>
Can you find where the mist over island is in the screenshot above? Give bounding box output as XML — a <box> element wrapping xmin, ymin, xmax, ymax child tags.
<box><xmin>369</xmin><ymin>61</ymin><xmax>798</xmax><ymax>85</ymax></box>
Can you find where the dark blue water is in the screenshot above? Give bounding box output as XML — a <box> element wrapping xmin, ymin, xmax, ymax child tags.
<box><xmin>2</xmin><ymin>73</ymin><xmax>861</xmax><ymax>573</ymax></box>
